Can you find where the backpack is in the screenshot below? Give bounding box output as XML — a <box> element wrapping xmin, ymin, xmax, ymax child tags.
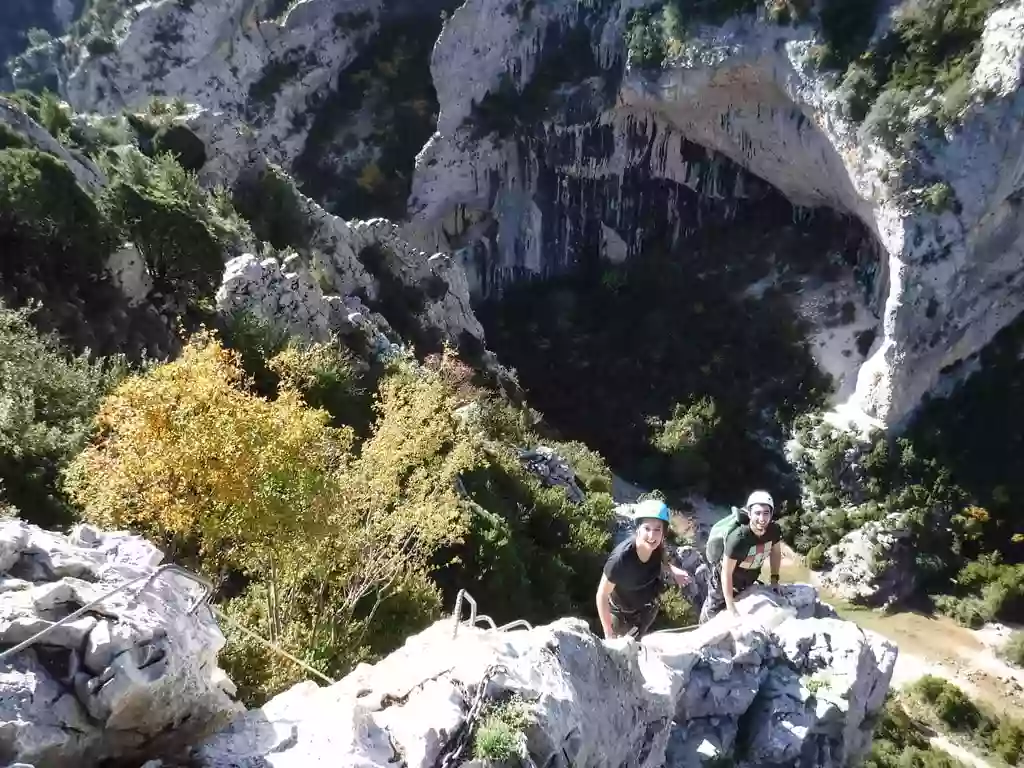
<box><xmin>705</xmin><ymin>506</ymin><xmax>749</xmax><ymax>566</ymax></box>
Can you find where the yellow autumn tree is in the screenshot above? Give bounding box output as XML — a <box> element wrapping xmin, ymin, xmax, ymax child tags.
<box><xmin>65</xmin><ymin>332</ymin><xmax>481</xmax><ymax>700</ymax></box>
<box><xmin>64</xmin><ymin>330</ymin><xmax>351</xmax><ymax>576</ymax></box>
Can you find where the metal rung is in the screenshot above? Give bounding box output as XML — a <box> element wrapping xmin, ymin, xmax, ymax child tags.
<box><xmin>451</xmin><ymin>589</ymin><xmax>533</xmax><ymax>638</ymax></box>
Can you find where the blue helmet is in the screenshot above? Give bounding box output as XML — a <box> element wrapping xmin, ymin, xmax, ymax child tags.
<box><xmin>632</xmin><ymin>498</ymin><xmax>670</xmax><ymax>525</ymax></box>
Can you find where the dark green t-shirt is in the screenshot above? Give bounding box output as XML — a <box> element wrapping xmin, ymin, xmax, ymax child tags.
<box><xmin>723</xmin><ymin>521</ymin><xmax>782</xmax><ymax>571</ymax></box>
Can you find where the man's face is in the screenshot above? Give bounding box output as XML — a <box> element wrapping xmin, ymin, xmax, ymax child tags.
<box><xmin>636</xmin><ymin>519</ymin><xmax>665</xmax><ymax>549</ymax></box>
<box><xmin>749</xmin><ymin>504</ymin><xmax>772</xmax><ymax>534</ymax></box>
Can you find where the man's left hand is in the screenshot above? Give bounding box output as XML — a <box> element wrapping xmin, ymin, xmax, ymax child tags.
<box><xmin>674</xmin><ymin>570</ymin><xmax>692</xmax><ymax>587</ymax></box>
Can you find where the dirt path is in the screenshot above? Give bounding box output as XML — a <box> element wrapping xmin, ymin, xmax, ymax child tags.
<box><xmin>928</xmin><ymin>735</ymin><xmax>995</xmax><ymax>768</ymax></box>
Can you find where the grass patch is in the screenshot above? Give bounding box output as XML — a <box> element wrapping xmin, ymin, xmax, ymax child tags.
<box><xmin>863</xmin><ymin>692</ymin><xmax>970</xmax><ymax>767</ymax></box>
<box><xmin>472</xmin><ymin>694</ymin><xmax>531</xmax><ymax>762</ymax></box>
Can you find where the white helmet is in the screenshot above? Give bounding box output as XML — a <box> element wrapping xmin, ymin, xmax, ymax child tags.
<box><xmin>745</xmin><ymin>490</ymin><xmax>774</xmax><ymax>513</ymax></box>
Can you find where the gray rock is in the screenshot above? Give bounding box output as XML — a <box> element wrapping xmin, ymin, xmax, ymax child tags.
<box><xmin>0</xmin><ymin>519</ymin><xmax>241</xmax><ymax>767</ymax></box>
<box><xmin>193</xmin><ymin>585</ymin><xmax>896</xmax><ymax>768</ymax></box>
<box><xmin>407</xmin><ymin>0</ymin><xmax>1024</xmax><ymax>432</ymax></box>
<box><xmin>517</xmin><ymin>446</ymin><xmax>586</xmax><ymax>503</ymax></box>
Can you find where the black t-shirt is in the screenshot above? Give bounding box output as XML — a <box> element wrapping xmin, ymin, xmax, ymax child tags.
<box><xmin>603</xmin><ymin>538</ymin><xmax>663</xmax><ymax>612</ymax></box>
<box><xmin>723</xmin><ymin>521</ymin><xmax>782</xmax><ymax>571</ymax></box>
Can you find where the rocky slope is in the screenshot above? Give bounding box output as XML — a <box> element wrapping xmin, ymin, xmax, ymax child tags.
<box><xmin>190</xmin><ymin>584</ymin><xmax>896</xmax><ymax>768</ymax></box>
<box><xmin>0</xmin><ymin>95</ymin><xmax>488</xmax><ymax>368</ymax></box>
<box><xmin>0</xmin><ymin>516</ymin><xmax>898</xmax><ymax>767</ymax></box>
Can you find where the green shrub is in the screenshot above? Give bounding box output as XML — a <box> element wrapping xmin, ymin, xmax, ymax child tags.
<box><xmin>1000</xmin><ymin>632</ymin><xmax>1024</xmax><ymax>668</ymax></box>
<box><xmin>100</xmin><ymin>149</ymin><xmax>249</xmax><ymax>302</ymax></box>
<box><xmin>0</xmin><ymin>302</ymin><xmax>127</xmax><ymax>527</ymax></box>
<box><xmin>86</xmin><ymin>36</ymin><xmax>117</xmax><ymax>56</ymax></box>
<box><xmin>231</xmin><ymin>162</ymin><xmax>312</xmax><ymax>251</ymax></box>
<box><xmin>862</xmin><ymin>693</ymin><xmax>968</xmax><ymax>768</ymax></box>
<box><xmin>0</xmin><ymin>148</ymin><xmax>115</xmax><ymax>276</ymax></box>
<box><xmin>826</xmin><ymin>0</ymin><xmax>997</xmax><ymax>132</ymax></box>
<box><xmin>648</xmin><ymin>397</ymin><xmax>720</xmax><ymax>495</ymax></box>
<box><xmin>910</xmin><ymin>676</ymin><xmax>1024</xmax><ymax>764</ymax></box>
<box><xmin>472</xmin><ymin>695</ymin><xmax>530</xmax><ymax>762</ymax></box>
<box><xmin>152</xmin><ymin>123</ymin><xmax>206</xmax><ymax>171</ymax></box>
<box><xmin>0</xmin><ymin>123</ymin><xmax>28</xmax><ymax>149</ymax></box>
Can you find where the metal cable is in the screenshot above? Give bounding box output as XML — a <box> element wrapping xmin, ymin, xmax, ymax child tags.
<box><xmin>0</xmin><ymin>563</ymin><xmax>212</xmax><ymax>664</ymax></box>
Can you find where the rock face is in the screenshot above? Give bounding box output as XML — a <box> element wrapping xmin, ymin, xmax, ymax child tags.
<box><xmin>62</xmin><ymin>0</ymin><xmax>380</xmax><ymax>172</ymax></box>
<box><xmin>406</xmin><ymin>0</ymin><xmax>1024</xmax><ymax>430</ymax></box>
<box><xmin>818</xmin><ymin>515</ymin><xmax>919</xmax><ymax>608</ymax></box>
<box><xmin>517</xmin><ymin>445</ymin><xmax>586</xmax><ymax>503</ymax></box>
<box><xmin>0</xmin><ymin>95</ymin><xmax>105</xmax><ymax>191</ymax></box>
<box><xmin>192</xmin><ymin>584</ymin><xmax>896</xmax><ymax>768</ymax></box>
<box><xmin>0</xmin><ymin>519</ymin><xmax>241</xmax><ymax>767</ymax></box>
<box><xmin>214</xmin><ymin>159</ymin><xmax>486</xmax><ymax>359</ymax></box>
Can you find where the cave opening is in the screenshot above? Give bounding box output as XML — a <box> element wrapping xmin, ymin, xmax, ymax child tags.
<box><xmin>472</xmin><ymin>134</ymin><xmax>883</xmax><ymax>510</ymax></box>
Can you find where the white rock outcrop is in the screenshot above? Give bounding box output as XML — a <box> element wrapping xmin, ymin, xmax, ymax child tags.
<box><xmin>818</xmin><ymin>514</ymin><xmax>919</xmax><ymax>608</ymax></box>
<box><xmin>214</xmin><ymin>163</ymin><xmax>486</xmax><ymax>356</ymax></box>
<box><xmin>63</xmin><ymin>0</ymin><xmax>382</xmax><ymax>173</ymax></box>
<box><xmin>407</xmin><ymin>0</ymin><xmax>1024</xmax><ymax>430</ymax></box>
<box><xmin>192</xmin><ymin>584</ymin><xmax>896</xmax><ymax>768</ymax></box>
<box><xmin>0</xmin><ymin>519</ymin><xmax>242</xmax><ymax>767</ymax></box>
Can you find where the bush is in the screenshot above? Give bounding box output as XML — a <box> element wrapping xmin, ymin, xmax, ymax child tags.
<box><xmin>152</xmin><ymin>123</ymin><xmax>206</xmax><ymax>172</ymax></box>
<box><xmin>64</xmin><ymin>332</ymin><xmax>486</xmax><ymax>702</ymax></box>
<box><xmin>0</xmin><ymin>148</ymin><xmax>115</xmax><ymax>277</ymax></box>
<box><xmin>909</xmin><ymin>674</ymin><xmax>1024</xmax><ymax>764</ymax></box>
<box><xmin>862</xmin><ymin>693</ymin><xmax>968</xmax><ymax>768</ymax></box>
<box><xmin>648</xmin><ymin>397</ymin><xmax>720</xmax><ymax>495</ymax></box>
<box><xmin>472</xmin><ymin>695</ymin><xmax>530</xmax><ymax>762</ymax></box>
<box><xmin>100</xmin><ymin>149</ymin><xmax>250</xmax><ymax>302</ymax></box>
<box><xmin>231</xmin><ymin>162</ymin><xmax>312</xmax><ymax>251</ymax></box>
<box><xmin>828</xmin><ymin>0</ymin><xmax>997</xmax><ymax>132</ymax></box>
<box><xmin>0</xmin><ymin>302</ymin><xmax>127</xmax><ymax>527</ymax></box>
<box><xmin>1000</xmin><ymin>632</ymin><xmax>1024</xmax><ymax>668</ymax></box>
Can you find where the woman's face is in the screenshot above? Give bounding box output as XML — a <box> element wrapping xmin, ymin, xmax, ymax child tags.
<box><xmin>749</xmin><ymin>504</ymin><xmax>773</xmax><ymax>535</ymax></box>
<box><xmin>635</xmin><ymin>519</ymin><xmax>665</xmax><ymax>550</ymax></box>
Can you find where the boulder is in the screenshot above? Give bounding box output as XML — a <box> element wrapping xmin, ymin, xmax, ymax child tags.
<box><xmin>0</xmin><ymin>519</ymin><xmax>242</xmax><ymax>767</ymax></box>
<box><xmin>517</xmin><ymin>445</ymin><xmax>586</xmax><ymax>503</ymax></box>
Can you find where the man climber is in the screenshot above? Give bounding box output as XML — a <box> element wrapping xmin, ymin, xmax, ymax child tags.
<box><xmin>699</xmin><ymin>489</ymin><xmax>783</xmax><ymax>624</ymax></box>
<box><xmin>596</xmin><ymin>498</ymin><xmax>693</xmax><ymax>640</ymax></box>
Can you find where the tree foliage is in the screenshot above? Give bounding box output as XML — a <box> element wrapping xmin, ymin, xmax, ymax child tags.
<box><xmin>0</xmin><ymin>301</ymin><xmax>127</xmax><ymax>527</ymax></box>
<box><xmin>63</xmin><ymin>333</ymin><xmax>487</xmax><ymax>701</ymax></box>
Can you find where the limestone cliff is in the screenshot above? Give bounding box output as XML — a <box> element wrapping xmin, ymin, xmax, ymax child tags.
<box><xmin>25</xmin><ymin>0</ymin><xmax>1024</xmax><ymax>428</ymax></box>
<box><xmin>406</xmin><ymin>0</ymin><xmax>1024</xmax><ymax>430</ymax></box>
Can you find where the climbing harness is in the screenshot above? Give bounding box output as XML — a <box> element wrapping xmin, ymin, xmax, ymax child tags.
<box><xmin>451</xmin><ymin>588</ymin><xmax>533</xmax><ymax>638</ymax></box>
